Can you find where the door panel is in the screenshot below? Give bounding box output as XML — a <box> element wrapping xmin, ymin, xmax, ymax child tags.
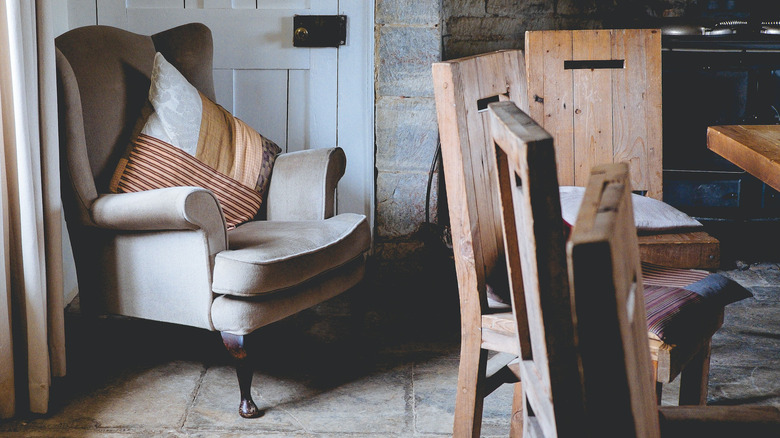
<box><xmin>233</xmin><ymin>69</ymin><xmax>289</xmax><ymax>149</ymax></box>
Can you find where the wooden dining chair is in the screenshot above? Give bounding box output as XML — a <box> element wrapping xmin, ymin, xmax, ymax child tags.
<box><xmin>433</xmin><ymin>50</ymin><xmax>527</xmax><ymax>437</ymax></box>
<box><xmin>524</xmin><ymin>28</ymin><xmax>719</xmax><ymax>271</ymax></box>
<box><xmin>488</xmin><ymin>101</ymin><xmax>780</xmax><ymax>437</ymax></box>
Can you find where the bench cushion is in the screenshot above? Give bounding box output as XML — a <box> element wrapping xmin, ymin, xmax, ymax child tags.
<box><xmin>212</xmin><ymin>213</ymin><xmax>370</xmax><ymax>297</ymax></box>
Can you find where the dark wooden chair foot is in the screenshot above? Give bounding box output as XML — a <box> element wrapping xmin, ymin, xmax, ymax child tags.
<box><xmin>239</xmin><ymin>398</ymin><xmax>262</xmax><ymax>419</ymax></box>
<box><xmin>221</xmin><ymin>332</ymin><xmax>264</xmax><ymax>419</ymax></box>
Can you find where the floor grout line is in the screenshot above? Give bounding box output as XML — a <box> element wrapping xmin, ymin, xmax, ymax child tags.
<box><xmin>179</xmin><ymin>364</ymin><xmax>208</xmax><ymax>431</ymax></box>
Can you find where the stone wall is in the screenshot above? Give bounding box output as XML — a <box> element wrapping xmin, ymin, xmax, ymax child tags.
<box><xmin>444</xmin><ymin>0</ymin><xmax>700</xmax><ymax>59</ymax></box>
<box><xmin>372</xmin><ymin>0</ymin><xmax>700</xmax><ymax>289</ymax></box>
<box><xmin>374</xmin><ymin>0</ymin><xmax>445</xmax><ymax>289</ymax></box>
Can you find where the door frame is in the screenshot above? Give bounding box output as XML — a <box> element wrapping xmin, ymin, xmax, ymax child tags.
<box><xmin>338</xmin><ymin>0</ymin><xmax>375</xmax><ymax>232</ymax></box>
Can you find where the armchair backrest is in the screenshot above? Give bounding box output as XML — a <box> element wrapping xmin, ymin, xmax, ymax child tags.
<box><xmin>55</xmin><ymin>23</ymin><xmax>216</xmax><ymax>224</ymax></box>
<box><xmin>525</xmin><ymin>29</ymin><xmax>663</xmax><ymax>199</ymax></box>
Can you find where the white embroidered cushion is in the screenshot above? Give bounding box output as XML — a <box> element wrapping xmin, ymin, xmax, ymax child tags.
<box><xmin>559</xmin><ymin>186</ymin><xmax>702</xmax><ymax>231</ymax></box>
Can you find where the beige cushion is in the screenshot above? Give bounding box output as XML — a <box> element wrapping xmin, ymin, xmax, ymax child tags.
<box><xmin>212</xmin><ymin>213</ymin><xmax>370</xmax><ymax>296</ymax></box>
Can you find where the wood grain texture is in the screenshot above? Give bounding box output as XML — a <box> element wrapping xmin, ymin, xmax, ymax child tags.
<box><xmin>489</xmin><ymin>101</ymin><xmax>584</xmax><ymax>437</ymax></box>
<box><xmin>573</xmin><ymin>29</ymin><xmax>614</xmax><ymax>186</ymax></box>
<box><xmin>611</xmin><ymin>29</ymin><xmax>663</xmax><ymax>200</ymax></box>
<box><xmin>432</xmin><ymin>50</ymin><xmax>529</xmax><ymax>438</ymax></box>
<box><xmin>569</xmin><ymin>163</ymin><xmax>661</xmax><ymax>437</ymax></box>
<box><xmin>526</xmin><ymin>30</ymin><xmax>575</xmax><ymax>186</ymax></box>
<box><xmin>638</xmin><ymin>232</ymin><xmax>720</xmax><ymax>270</ymax></box>
<box><xmin>526</xmin><ymin>29</ymin><xmax>717</xmax><ymax>270</ymax></box>
<box><xmin>708</xmin><ymin>125</ymin><xmax>780</xmax><ymax>192</ymax></box>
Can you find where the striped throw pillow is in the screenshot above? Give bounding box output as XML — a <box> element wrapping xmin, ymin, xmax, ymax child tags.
<box><xmin>641</xmin><ymin>262</ymin><xmax>751</xmax><ymax>343</ymax></box>
<box><xmin>114</xmin><ymin>134</ymin><xmax>262</xmax><ymax>229</ymax></box>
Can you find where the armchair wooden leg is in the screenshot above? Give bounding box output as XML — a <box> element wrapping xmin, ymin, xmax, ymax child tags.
<box><xmin>221</xmin><ymin>332</ymin><xmax>262</xmax><ymax>418</ymax></box>
<box><xmin>453</xmin><ymin>338</ymin><xmax>488</xmax><ymax>437</ymax></box>
<box><xmin>679</xmin><ymin>339</ymin><xmax>712</xmax><ymax>406</ymax></box>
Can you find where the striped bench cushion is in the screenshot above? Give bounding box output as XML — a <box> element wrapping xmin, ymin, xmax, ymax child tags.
<box><xmin>114</xmin><ymin>134</ymin><xmax>262</xmax><ymax>229</ymax></box>
<box><xmin>641</xmin><ymin>262</ymin><xmax>751</xmax><ymax>343</ymax></box>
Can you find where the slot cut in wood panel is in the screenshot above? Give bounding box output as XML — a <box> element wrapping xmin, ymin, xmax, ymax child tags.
<box><xmin>564</xmin><ymin>59</ymin><xmax>625</xmax><ymax>70</ymax></box>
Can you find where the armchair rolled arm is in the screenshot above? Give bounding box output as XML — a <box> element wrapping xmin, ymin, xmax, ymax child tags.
<box><xmin>90</xmin><ymin>187</ymin><xmax>227</xmax><ymax>254</ymax></box>
<box><xmin>265</xmin><ymin>147</ymin><xmax>346</xmax><ymax>221</ymax></box>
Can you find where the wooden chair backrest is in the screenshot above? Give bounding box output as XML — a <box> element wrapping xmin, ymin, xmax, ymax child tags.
<box><xmin>487</xmin><ymin>101</ymin><xmax>584</xmax><ymax>437</ymax></box>
<box><xmin>525</xmin><ymin>29</ymin><xmax>663</xmax><ymax>200</ymax></box>
<box><xmin>489</xmin><ymin>101</ymin><xmax>662</xmax><ymax>437</ymax></box>
<box><xmin>432</xmin><ymin>50</ymin><xmax>529</xmax><ymax>340</ymax></box>
<box><xmin>568</xmin><ymin>163</ymin><xmax>661</xmax><ymax>437</ymax></box>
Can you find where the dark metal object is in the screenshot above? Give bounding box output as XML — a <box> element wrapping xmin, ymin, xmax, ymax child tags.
<box><xmin>293</xmin><ymin>15</ymin><xmax>346</xmax><ymax>48</ymax></box>
<box><xmin>661</xmin><ymin>14</ymin><xmax>780</xmax><ymax>220</ymax></box>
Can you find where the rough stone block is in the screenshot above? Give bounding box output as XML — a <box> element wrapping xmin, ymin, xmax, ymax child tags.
<box><xmin>444</xmin><ymin>37</ymin><xmax>524</xmax><ymax>60</ymax></box>
<box><xmin>377</xmin><ymin>25</ymin><xmax>441</xmax><ymax>98</ymax></box>
<box><xmin>442</xmin><ymin>0</ymin><xmax>486</xmax><ymax>17</ymax></box>
<box><xmin>376</xmin><ymin>171</ymin><xmax>438</xmax><ymax>238</ymax></box>
<box><xmin>376</xmin><ymin>0</ymin><xmax>440</xmax><ymax>25</ymax></box>
<box><xmin>375</xmin><ymin>96</ymin><xmax>439</xmax><ymax>173</ymax></box>
<box><xmin>555</xmin><ymin>0</ymin><xmax>597</xmax><ymax>16</ymax></box>
<box><xmin>486</xmin><ymin>0</ymin><xmax>552</xmax><ymax>16</ymax></box>
<box><xmin>445</xmin><ymin>15</ymin><xmax>532</xmax><ymax>41</ymax></box>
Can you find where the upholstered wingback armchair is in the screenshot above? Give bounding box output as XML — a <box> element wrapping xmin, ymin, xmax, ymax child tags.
<box><xmin>55</xmin><ymin>23</ymin><xmax>370</xmax><ymax>418</ymax></box>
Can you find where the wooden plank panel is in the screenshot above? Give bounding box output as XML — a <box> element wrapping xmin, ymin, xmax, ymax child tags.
<box><xmin>612</xmin><ymin>29</ymin><xmax>663</xmax><ymax>200</ymax></box>
<box><xmin>287</xmin><ymin>70</ymin><xmax>307</xmax><ymax>154</ymax></box>
<box><xmin>638</xmin><ymin>232</ymin><xmax>720</xmax><ymax>269</ymax></box>
<box><xmin>525</xmin><ymin>32</ymin><xmax>546</xmax><ymax>124</ymax></box>
<box><xmin>503</xmin><ymin>50</ymin><xmax>528</xmax><ymax>113</ymax></box>
<box><xmin>127</xmin><ymin>0</ymin><xmax>183</xmax><ymax>8</ymax></box>
<box><xmin>540</xmin><ymin>31</ymin><xmax>575</xmax><ymax>185</ymax></box>
<box><xmin>186</xmin><ymin>0</ymin><xmax>309</xmax><ymax>9</ymax></box>
<box><xmin>433</xmin><ymin>61</ymin><xmax>491</xmax><ymax>437</ymax></box>
<box><xmin>287</xmin><ymin>64</ymin><xmax>337</xmax><ymax>155</ymax></box>
<box><xmin>212</xmin><ymin>68</ymin><xmax>234</xmax><ymax>113</ymax></box>
<box><xmin>67</xmin><ymin>0</ymin><xmax>98</xmax><ymax>31</ymax></box>
<box><xmin>259</xmin><ymin>0</ymin><xmax>309</xmax><ymax>8</ymax></box>
<box><xmin>572</xmin><ymin>29</ymin><xmax>613</xmax><ymax>186</ymax></box>
<box><xmin>233</xmin><ymin>69</ymin><xmax>288</xmax><ymax>150</ymax></box>
<box><xmin>611</xmin><ymin>29</ymin><xmax>647</xmax><ymax>195</ymax></box>
<box><xmin>459</xmin><ymin>57</ymin><xmax>500</xmax><ymax>284</ymax></box>
<box><xmin>123</xmin><ymin>8</ymin><xmax>309</xmax><ymax>69</ymax></box>
<box><xmin>97</xmin><ymin>0</ymin><xmax>129</xmax><ymax>27</ymax></box>
<box><xmin>644</xmin><ymin>29</ymin><xmax>663</xmax><ymax>200</ymax></box>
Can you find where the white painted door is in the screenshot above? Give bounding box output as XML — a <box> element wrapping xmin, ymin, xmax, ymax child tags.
<box><xmin>65</xmin><ymin>0</ymin><xmax>373</xmax><ymax>220</ymax></box>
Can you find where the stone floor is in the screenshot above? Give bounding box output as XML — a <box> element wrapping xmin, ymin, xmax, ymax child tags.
<box><xmin>0</xmin><ymin>260</ymin><xmax>779</xmax><ymax>437</ymax></box>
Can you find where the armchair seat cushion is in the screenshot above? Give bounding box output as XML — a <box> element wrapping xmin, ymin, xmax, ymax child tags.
<box><xmin>212</xmin><ymin>213</ymin><xmax>370</xmax><ymax>297</ymax></box>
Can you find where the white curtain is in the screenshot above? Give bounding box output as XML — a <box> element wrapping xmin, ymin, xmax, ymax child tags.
<box><xmin>0</xmin><ymin>0</ymin><xmax>65</xmax><ymax>417</ymax></box>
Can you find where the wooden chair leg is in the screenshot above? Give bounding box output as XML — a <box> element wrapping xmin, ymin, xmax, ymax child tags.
<box><xmin>509</xmin><ymin>381</ymin><xmax>523</xmax><ymax>438</ymax></box>
<box><xmin>221</xmin><ymin>332</ymin><xmax>262</xmax><ymax>418</ymax></box>
<box><xmin>453</xmin><ymin>338</ymin><xmax>488</xmax><ymax>437</ymax></box>
<box><xmin>679</xmin><ymin>338</ymin><xmax>712</xmax><ymax>406</ymax></box>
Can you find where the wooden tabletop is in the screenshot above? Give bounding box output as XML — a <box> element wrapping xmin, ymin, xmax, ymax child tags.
<box><xmin>707</xmin><ymin>125</ymin><xmax>780</xmax><ymax>192</ymax></box>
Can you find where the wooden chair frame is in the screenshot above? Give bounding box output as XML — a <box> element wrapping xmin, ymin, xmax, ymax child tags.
<box><xmin>488</xmin><ymin>101</ymin><xmax>780</xmax><ymax>437</ymax></box>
